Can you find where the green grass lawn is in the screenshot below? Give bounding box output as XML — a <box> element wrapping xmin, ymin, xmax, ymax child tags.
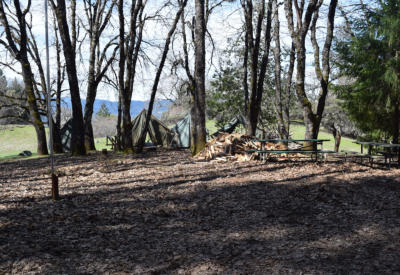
<box><xmin>0</xmin><ymin>125</ymin><xmax>43</xmax><ymax>160</ymax></box>
<box><xmin>290</xmin><ymin>124</ymin><xmax>359</xmax><ymax>152</ymax></box>
<box><xmin>0</xmin><ymin>122</ymin><xmax>360</xmax><ymax>162</ymax></box>
<box><xmin>0</xmin><ymin>125</ymin><xmax>111</xmax><ymax>161</ymax></box>
<box><xmin>206</xmin><ymin>120</ymin><xmax>359</xmax><ymax>152</ymax></box>
<box><xmin>206</xmin><ymin>120</ymin><xmax>219</xmax><ymax>134</ymax></box>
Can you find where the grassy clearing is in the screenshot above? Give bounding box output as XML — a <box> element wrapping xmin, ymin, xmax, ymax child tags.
<box><xmin>290</xmin><ymin>124</ymin><xmax>359</xmax><ymax>152</ymax></box>
<box><xmin>0</xmin><ymin>121</ymin><xmax>360</xmax><ymax>162</ymax></box>
<box><xmin>0</xmin><ymin>125</ymin><xmax>110</xmax><ymax>161</ymax></box>
<box><xmin>206</xmin><ymin>120</ymin><xmax>359</xmax><ymax>152</ymax></box>
<box><xmin>0</xmin><ymin>125</ymin><xmax>42</xmax><ymax>159</ymax></box>
<box><xmin>206</xmin><ymin>120</ymin><xmax>219</xmax><ymax>134</ymax></box>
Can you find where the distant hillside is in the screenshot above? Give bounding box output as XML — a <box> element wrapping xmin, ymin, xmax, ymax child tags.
<box><xmin>61</xmin><ymin>98</ymin><xmax>171</xmax><ymax>119</ymax></box>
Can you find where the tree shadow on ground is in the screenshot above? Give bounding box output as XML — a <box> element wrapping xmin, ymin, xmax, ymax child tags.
<box><xmin>0</xmin><ymin>151</ymin><xmax>399</xmax><ymax>274</ymax></box>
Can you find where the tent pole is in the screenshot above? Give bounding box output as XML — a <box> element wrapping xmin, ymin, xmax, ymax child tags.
<box><xmin>45</xmin><ymin>0</ymin><xmax>59</xmax><ymax>200</ymax></box>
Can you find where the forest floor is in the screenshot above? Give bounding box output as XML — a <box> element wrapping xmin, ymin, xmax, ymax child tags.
<box><xmin>0</xmin><ymin>149</ymin><xmax>399</xmax><ymax>274</ymax></box>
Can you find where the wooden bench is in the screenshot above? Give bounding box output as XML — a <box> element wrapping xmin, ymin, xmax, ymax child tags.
<box><xmin>341</xmin><ymin>150</ymin><xmax>388</xmax><ymax>167</ymax></box>
<box><xmin>377</xmin><ymin>151</ymin><xmax>397</xmax><ymax>168</ymax></box>
<box><xmin>340</xmin><ymin>150</ymin><xmax>367</xmax><ymax>161</ymax></box>
<box><xmin>106</xmin><ymin>136</ymin><xmax>117</xmax><ymax>150</ymax></box>
<box><xmin>248</xmin><ymin>149</ymin><xmax>336</xmax><ymax>161</ymax></box>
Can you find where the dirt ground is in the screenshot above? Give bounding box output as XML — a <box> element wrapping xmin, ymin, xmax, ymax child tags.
<box><xmin>0</xmin><ymin>149</ymin><xmax>400</xmax><ymax>274</ymax></box>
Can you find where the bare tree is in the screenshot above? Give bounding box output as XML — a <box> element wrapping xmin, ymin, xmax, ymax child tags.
<box><xmin>50</xmin><ymin>0</ymin><xmax>86</xmax><ymax>155</ymax></box>
<box><xmin>191</xmin><ymin>0</ymin><xmax>208</xmax><ymax>154</ymax></box>
<box><xmin>171</xmin><ymin>0</ymin><xmax>230</xmax><ymax>153</ymax></box>
<box><xmin>284</xmin><ymin>0</ymin><xmax>337</xmax><ymax>143</ymax></box>
<box><xmin>26</xmin><ymin>15</ymin><xmax>64</xmax><ymax>153</ymax></box>
<box><xmin>310</xmin><ymin>0</ymin><xmax>338</xmax><ymax>138</ymax></box>
<box><xmin>103</xmin><ymin>63</ymin><xmax>122</xmax><ymax>150</ymax></box>
<box><xmin>0</xmin><ymin>0</ymin><xmax>49</xmax><ymax>155</ymax></box>
<box><xmin>242</xmin><ymin>0</ymin><xmax>273</xmax><ymax>136</ymax></box>
<box><xmin>53</xmin><ymin>15</ymin><xmax>66</xmax><ymax>144</ymax></box>
<box><xmin>118</xmin><ymin>0</ymin><xmax>145</xmax><ymax>152</ymax></box>
<box><xmin>136</xmin><ymin>0</ymin><xmax>189</xmax><ymax>153</ymax></box>
<box><xmin>272</xmin><ymin>0</ymin><xmax>294</xmax><ymax>139</ymax></box>
<box><xmin>81</xmin><ymin>0</ymin><xmax>118</xmax><ymax>151</ymax></box>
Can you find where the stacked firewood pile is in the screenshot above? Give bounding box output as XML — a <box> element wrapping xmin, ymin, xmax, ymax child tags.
<box><xmin>194</xmin><ymin>133</ymin><xmax>301</xmax><ymax>162</ymax></box>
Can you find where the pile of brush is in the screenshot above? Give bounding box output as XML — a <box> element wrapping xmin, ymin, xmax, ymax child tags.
<box><xmin>193</xmin><ymin>133</ymin><xmax>259</xmax><ymax>161</ymax></box>
<box><xmin>194</xmin><ymin>133</ymin><xmax>306</xmax><ymax>162</ymax></box>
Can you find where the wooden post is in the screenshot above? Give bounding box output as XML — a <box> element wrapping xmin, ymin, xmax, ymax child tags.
<box><xmin>51</xmin><ymin>173</ymin><xmax>59</xmax><ymax>200</ymax></box>
<box><xmin>397</xmin><ymin>145</ymin><xmax>400</xmax><ymax>165</ymax></box>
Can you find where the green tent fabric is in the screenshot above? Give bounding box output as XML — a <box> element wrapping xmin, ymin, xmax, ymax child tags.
<box><xmin>171</xmin><ymin>113</ymin><xmax>191</xmax><ymax>148</ymax></box>
<box><xmin>211</xmin><ymin>114</ymin><xmax>246</xmax><ymax>137</ymax></box>
<box><xmin>171</xmin><ymin>113</ymin><xmax>210</xmax><ymax>148</ymax></box>
<box><xmin>60</xmin><ymin>118</ymin><xmax>73</xmax><ymax>152</ymax></box>
<box><xmin>131</xmin><ymin>109</ymin><xmax>173</xmax><ymax>147</ymax></box>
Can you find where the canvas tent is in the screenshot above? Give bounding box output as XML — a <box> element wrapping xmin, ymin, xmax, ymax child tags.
<box><xmin>60</xmin><ymin>118</ymin><xmax>73</xmax><ymax>152</ymax></box>
<box><xmin>171</xmin><ymin>113</ymin><xmax>211</xmax><ymax>148</ymax></box>
<box><xmin>171</xmin><ymin>113</ymin><xmax>191</xmax><ymax>148</ymax></box>
<box><xmin>211</xmin><ymin>114</ymin><xmax>246</xmax><ymax>137</ymax></box>
<box><xmin>131</xmin><ymin>109</ymin><xmax>173</xmax><ymax>147</ymax></box>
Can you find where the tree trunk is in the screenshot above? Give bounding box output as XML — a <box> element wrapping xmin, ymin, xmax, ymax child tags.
<box><xmin>84</xmin><ymin>36</ymin><xmax>98</xmax><ymax>151</ymax></box>
<box><xmin>118</xmin><ymin>0</ymin><xmax>143</xmax><ymax>152</ymax></box>
<box><xmin>83</xmin><ymin>85</ymin><xmax>97</xmax><ymax>151</ymax></box>
<box><xmin>283</xmin><ymin>43</ymin><xmax>295</xmax><ymax>139</ymax></box>
<box><xmin>310</xmin><ymin>0</ymin><xmax>338</xmax><ymax>140</ymax></box>
<box><xmin>243</xmin><ymin>24</ymin><xmax>249</xmax><ymax>115</ymax></box>
<box><xmin>51</xmin><ymin>0</ymin><xmax>86</xmax><ymax>155</ymax></box>
<box><xmin>334</xmin><ymin>129</ymin><xmax>341</xmax><ymax>152</ymax></box>
<box><xmin>243</xmin><ymin>0</ymin><xmax>260</xmax><ymax>136</ymax></box>
<box><xmin>136</xmin><ymin>0</ymin><xmax>188</xmax><ymax>153</ymax></box>
<box><xmin>272</xmin><ymin>0</ymin><xmax>288</xmax><ymax>139</ymax></box>
<box><xmin>392</xmin><ymin>99</ymin><xmax>399</xmax><ymax>144</ymax></box>
<box><xmin>0</xmin><ymin>1</ymin><xmax>49</xmax><ymax>155</ymax></box>
<box><xmin>243</xmin><ymin>0</ymin><xmax>273</xmax><ymax>136</ymax></box>
<box><xmin>116</xmin><ymin>91</ymin><xmax>122</xmax><ymax>151</ymax></box>
<box><xmin>284</xmin><ymin>0</ymin><xmax>313</xmax><ymax>129</ymax></box>
<box><xmin>121</xmin><ymin>94</ymin><xmax>133</xmax><ymax>151</ymax></box>
<box><xmin>82</xmin><ymin>0</ymin><xmax>116</xmax><ymax>152</ymax></box>
<box><xmin>52</xmin><ymin>117</ymin><xmax>63</xmax><ymax>153</ymax></box>
<box><xmin>118</xmin><ymin>0</ymin><xmax>128</xmax><ymax>151</ymax></box>
<box><xmin>53</xmin><ymin>27</ymin><xmax>64</xmax><ymax>154</ymax></box>
<box><xmin>21</xmin><ymin>62</ymin><xmax>48</xmax><ymax>155</ymax></box>
<box><xmin>192</xmin><ymin>0</ymin><xmax>207</xmax><ymax>155</ymax></box>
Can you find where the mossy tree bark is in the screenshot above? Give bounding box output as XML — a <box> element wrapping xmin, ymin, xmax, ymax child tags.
<box><xmin>191</xmin><ymin>0</ymin><xmax>207</xmax><ymax>155</ymax></box>
<box><xmin>0</xmin><ymin>0</ymin><xmax>48</xmax><ymax>155</ymax></box>
<box><xmin>285</xmin><ymin>0</ymin><xmax>338</xmax><ymax>146</ymax></box>
<box><xmin>27</xmin><ymin>20</ymin><xmax>64</xmax><ymax>154</ymax></box>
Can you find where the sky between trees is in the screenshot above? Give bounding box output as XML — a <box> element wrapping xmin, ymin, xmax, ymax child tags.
<box><xmin>0</xmin><ymin>0</ymin><xmax>358</xmax><ymax>102</ymax></box>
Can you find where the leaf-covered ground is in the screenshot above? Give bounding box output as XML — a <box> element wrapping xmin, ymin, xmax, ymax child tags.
<box><xmin>1</xmin><ymin>149</ymin><xmax>399</xmax><ymax>274</ymax></box>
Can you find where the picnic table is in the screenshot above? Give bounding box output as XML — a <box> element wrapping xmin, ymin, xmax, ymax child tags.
<box><xmin>353</xmin><ymin>141</ymin><xmax>400</xmax><ymax>167</ymax></box>
<box><xmin>250</xmin><ymin>138</ymin><xmax>334</xmax><ymax>161</ymax></box>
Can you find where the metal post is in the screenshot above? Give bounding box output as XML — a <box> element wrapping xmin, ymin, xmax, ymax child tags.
<box><xmin>45</xmin><ymin>0</ymin><xmax>59</xmax><ymax>200</ymax></box>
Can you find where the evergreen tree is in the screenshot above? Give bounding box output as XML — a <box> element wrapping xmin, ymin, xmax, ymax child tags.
<box><xmin>207</xmin><ymin>61</ymin><xmax>244</xmax><ymax>128</ymax></box>
<box><xmin>335</xmin><ymin>0</ymin><xmax>400</xmax><ymax>142</ymax></box>
<box><xmin>206</xmin><ymin>45</ymin><xmax>277</xmax><ymax>134</ymax></box>
<box><xmin>0</xmin><ymin>69</ymin><xmax>6</xmax><ymax>92</ymax></box>
<box><xmin>96</xmin><ymin>103</ymin><xmax>111</xmax><ymax>118</ymax></box>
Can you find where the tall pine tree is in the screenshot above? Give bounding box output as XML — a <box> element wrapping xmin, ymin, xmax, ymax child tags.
<box><xmin>336</xmin><ymin>0</ymin><xmax>400</xmax><ymax>142</ymax></box>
